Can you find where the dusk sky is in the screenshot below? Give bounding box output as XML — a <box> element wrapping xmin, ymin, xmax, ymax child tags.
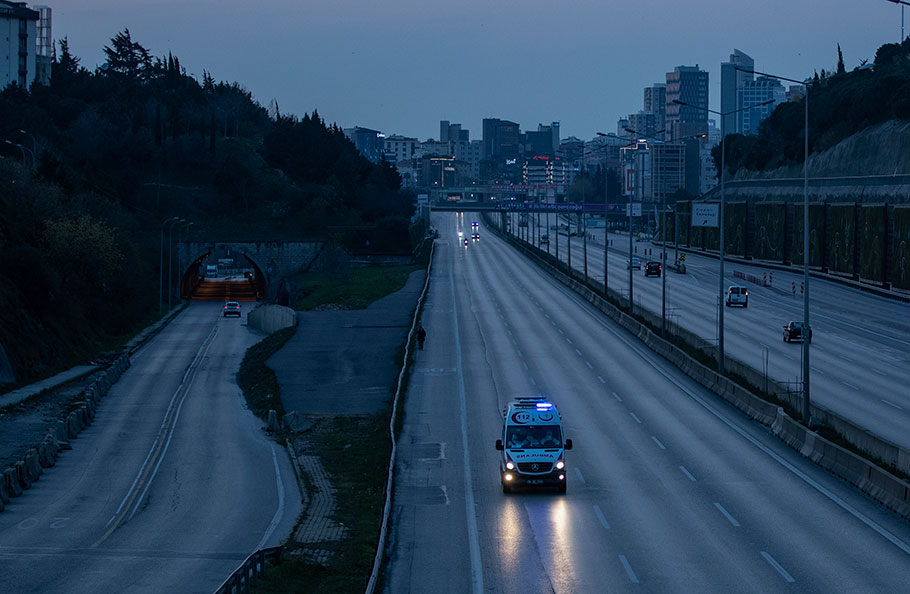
<box><xmin>54</xmin><ymin>1</ymin><xmax>902</xmax><ymax>141</ymax></box>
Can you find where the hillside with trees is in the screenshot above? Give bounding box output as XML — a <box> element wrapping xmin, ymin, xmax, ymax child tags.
<box><xmin>716</xmin><ymin>38</ymin><xmax>910</xmax><ymax>178</ymax></box>
<box><xmin>0</xmin><ymin>29</ymin><xmax>417</xmax><ymax>386</ymax></box>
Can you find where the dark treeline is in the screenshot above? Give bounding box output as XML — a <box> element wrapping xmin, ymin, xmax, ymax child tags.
<box><xmin>0</xmin><ymin>29</ymin><xmax>415</xmax><ymax>384</ymax></box>
<box><xmin>716</xmin><ymin>39</ymin><xmax>910</xmax><ymax>177</ymax></box>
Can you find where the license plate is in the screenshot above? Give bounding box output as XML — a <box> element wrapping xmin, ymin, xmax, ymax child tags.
<box><xmin>527</xmin><ymin>479</ymin><xmax>544</xmax><ymax>485</ymax></box>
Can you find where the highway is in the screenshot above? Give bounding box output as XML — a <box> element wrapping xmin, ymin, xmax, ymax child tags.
<box><xmin>0</xmin><ymin>303</ymin><xmax>301</xmax><ymax>594</ymax></box>
<box><xmin>514</xmin><ymin>214</ymin><xmax>910</xmax><ymax>449</ymax></box>
<box><xmin>382</xmin><ymin>212</ymin><xmax>910</xmax><ymax>593</ymax></box>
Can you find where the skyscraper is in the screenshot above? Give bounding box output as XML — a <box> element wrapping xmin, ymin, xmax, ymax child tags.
<box><xmin>664</xmin><ymin>65</ymin><xmax>708</xmax><ymax>141</ymax></box>
<box><xmin>720</xmin><ymin>49</ymin><xmax>754</xmax><ymax>134</ymax></box>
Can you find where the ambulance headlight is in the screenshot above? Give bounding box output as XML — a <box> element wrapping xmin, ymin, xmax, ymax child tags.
<box><xmin>505</xmin><ymin>462</ymin><xmax>515</xmax><ymax>470</ymax></box>
<box><xmin>555</xmin><ymin>460</ymin><xmax>565</xmax><ymax>470</ymax></box>
<box><xmin>504</xmin><ymin>473</ymin><xmax>514</xmax><ymax>481</ymax></box>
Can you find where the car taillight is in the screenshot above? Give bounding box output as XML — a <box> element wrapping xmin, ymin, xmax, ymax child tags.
<box><xmin>744</xmin><ymin>290</ymin><xmax>748</xmax><ymax>295</ymax></box>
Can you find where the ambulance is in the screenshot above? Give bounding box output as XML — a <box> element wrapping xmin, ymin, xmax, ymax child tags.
<box><xmin>495</xmin><ymin>397</ymin><xmax>573</xmax><ymax>493</ymax></box>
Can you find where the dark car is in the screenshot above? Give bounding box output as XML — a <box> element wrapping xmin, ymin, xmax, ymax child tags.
<box><xmin>539</xmin><ymin>233</ymin><xmax>549</xmax><ymax>245</ymax></box>
<box><xmin>472</xmin><ymin>232</ymin><xmax>480</xmax><ymax>242</ymax></box>
<box><xmin>627</xmin><ymin>258</ymin><xmax>642</xmax><ymax>270</ymax></box>
<box><xmin>223</xmin><ymin>301</ymin><xmax>241</xmax><ymax>317</ymax></box>
<box><xmin>644</xmin><ymin>261</ymin><xmax>661</xmax><ymax>277</ymax></box>
<box><xmin>783</xmin><ymin>321</ymin><xmax>811</xmax><ymax>343</ymax></box>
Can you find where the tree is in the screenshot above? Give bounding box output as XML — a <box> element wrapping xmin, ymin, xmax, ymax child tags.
<box><xmin>837</xmin><ymin>44</ymin><xmax>846</xmax><ymax>75</ymax></box>
<box><xmin>102</xmin><ymin>29</ymin><xmax>153</xmax><ymax>80</ymax></box>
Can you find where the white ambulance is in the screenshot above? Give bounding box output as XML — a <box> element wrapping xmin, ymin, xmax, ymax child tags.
<box><xmin>495</xmin><ymin>397</ymin><xmax>573</xmax><ymax>493</ymax></box>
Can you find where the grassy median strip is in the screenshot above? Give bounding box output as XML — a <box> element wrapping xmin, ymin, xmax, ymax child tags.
<box><xmin>295</xmin><ymin>265</ymin><xmax>423</xmax><ymax>311</ymax></box>
<box><xmin>253</xmin><ymin>414</ymin><xmax>390</xmax><ymax>594</ymax></box>
<box><xmin>237</xmin><ymin>326</ymin><xmax>295</xmax><ymax>419</ymax></box>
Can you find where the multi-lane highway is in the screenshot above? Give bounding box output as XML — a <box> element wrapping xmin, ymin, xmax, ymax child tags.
<box><xmin>511</xmin><ymin>214</ymin><xmax>910</xmax><ymax>449</ymax></box>
<box><xmin>383</xmin><ymin>212</ymin><xmax>910</xmax><ymax>593</ymax></box>
<box><xmin>0</xmin><ymin>303</ymin><xmax>300</xmax><ymax>594</ymax></box>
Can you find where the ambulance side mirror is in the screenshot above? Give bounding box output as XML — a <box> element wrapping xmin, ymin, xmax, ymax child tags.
<box><xmin>495</xmin><ymin>439</ymin><xmax>504</xmax><ymax>451</ymax></box>
<box><xmin>564</xmin><ymin>439</ymin><xmax>573</xmax><ymax>450</ymax></box>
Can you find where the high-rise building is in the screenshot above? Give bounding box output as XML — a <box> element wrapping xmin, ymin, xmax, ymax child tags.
<box><xmin>643</xmin><ymin>83</ymin><xmax>666</xmax><ymax>137</ymax></box>
<box><xmin>664</xmin><ymin>65</ymin><xmax>709</xmax><ymax>141</ymax></box>
<box><xmin>0</xmin><ymin>1</ymin><xmax>47</xmax><ymax>89</ymax></box>
<box><xmin>439</xmin><ymin>120</ymin><xmax>450</xmax><ymax>142</ymax></box>
<box><xmin>482</xmin><ymin>118</ymin><xmax>520</xmax><ymax>160</ymax></box>
<box><xmin>720</xmin><ymin>49</ymin><xmax>754</xmax><ymax>134</ymax></box>
<box><xmin>738</xmin><ymin>76</ymin><xmax>785</xmax><ymax>135</ymax></box>
<box><xmin>343</xmin><ymin>127</ymin><xmax>383</xmax><ymax>162</ymax></box>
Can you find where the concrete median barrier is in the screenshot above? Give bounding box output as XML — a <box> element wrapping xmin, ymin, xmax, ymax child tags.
<box><xmin>0</xmin><ymin>471</ymin><xmax>10</xmax><ymax>504</ymax></box>
<box><xmin>3</xmin><ymin>467</ymin><xmax>21</xmax><ymax>498</ymax></box>
<box><xmin>15</xmin><ymin>461</ymin><xmax>31</xmax><ymax>490</ymax></box>
<box><xmin>25</xmin><ymin>449</ymin><xmax>41</xmax><ymax>482</ymax></box>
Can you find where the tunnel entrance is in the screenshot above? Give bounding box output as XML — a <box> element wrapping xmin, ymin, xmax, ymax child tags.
<box><xmin>180</xmin><ymin>251</ymin><xmax>267</xmax><ymax>302</ymax></box>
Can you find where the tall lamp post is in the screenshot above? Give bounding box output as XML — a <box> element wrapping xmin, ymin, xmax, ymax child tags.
<box><xmin>736</xmin><ymin>66</ymin><xmax>812</xmax><ymax>423</ymax></box>
<box><xmin>160</xmin><ymin>217</ymin><xmax>181</xmax><ymax>314</ymax></box>
<box><xmin>885</xmin><ymin>0</ymin><xmax>909</xmax><ymax>42</ymax></box>
<box><xmin>168</xmin><ymin>219</ymin><xmax>187</xmax><ymax>308</ymax></box>
<box><xmin>177</xmin><ymin>222</ymin><xmax>194</xmax><ymax>300</ymax></box>
<box><xmin>673</xmin><ymin>98</ymin><xmax>774</xmax><ymax>374</ymax></box>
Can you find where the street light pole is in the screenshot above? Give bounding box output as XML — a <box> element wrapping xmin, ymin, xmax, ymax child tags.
<box><xmin>168</xmin><ymin>219</ymin><xmax>186</xmax><ymax>308</ymax></box>
<box><xmin>160</xmin><ymin>217</ymin><xmax>180</xmax><ymax>314</ymax></box>
<box><xmin>885</xmin><ymin>0</ymin><xmax>909</xmax><ymax>41</ymax></box>
<box><xmin>735</xmin><ymin>67</ymin><xmax>812</xmax><ymax>423</ymax></box>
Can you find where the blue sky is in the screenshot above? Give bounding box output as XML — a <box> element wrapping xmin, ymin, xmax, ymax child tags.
<box><xmin>54</xmin><ymin>0</ymin><xmax>902</xmax><ymax>141</ymax></box>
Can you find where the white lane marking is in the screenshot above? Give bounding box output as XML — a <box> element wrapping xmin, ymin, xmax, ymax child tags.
<box><xmin>530</xmin><ymin>376</ymin><xmax>537</xmax><ymax>386</ymax></box>
<box><xmin>714</xmin><ymin>502</ymin><xmax>741</xmax><ymax>527</ymax></box>
<box><xmin>618</xmin><ymin>555</ymin><xmax>640</xmax><ymax>584</ymax></box>
<box><xmin>575</xmin><ymin>349</ymin><xmax>583</xmax><ymax>357</ymax></box>
<box><xmin>761</xmin><ymin>551</ymin><xmax>795</xmax><ymax>583</ymax></box>
<box><xmin>566</xmin><ymin>338</ymin><xmax>574</xmax><ymax>345</ymax></box>
<box><xmin>516</xmin><ymin>349</ymin><xmax>523</xmax><ymax>358</ymax></box>
<box><xmin>842</xmin><ymin>381</ymin><xmax>859</xmax><ymax>390</ymax></box>
<box><xmin>450</xmin><ymin>259</ymin><xmax>485</xmax><ymax>594</ymax></box>
<box><xmin>586</xmin><ymin>361</ymin><xmax>593</xmax><ymax>369</ymax></box>
<box><xmin>881</xmin><ymin>399</ymin><xmax>903</xmax><ymax>411</ymax></box>
<box><xmin>593</xmin><ymin>505</ymin><xmax>611</xmax><ymax>529</ymax></box>
<box><xmin>598</xmin><ymin>376</ymin><xmax>606</xmax><ymax>384</ymax></box>
<box><xmin>629</xmin><ymin>412</ymin><xmax>642</xmax><ymax>424</ymax></box>
<box><xmin>575</xmin><ymin>467</ymin><xmax>585</xmax><ymax>483</ymax></box>
<box><xmin>507</xmin><ymin>329</ymin><xmax>513</xmax><ymax>337</ymax></box>
<box><xmin>651</xmin><ymin>436</ymin><xmax>666</xmax><ymax>450</ymax></box>
<box><xmin>549</xmin><ymin>280</ymin><xmax>910</xmax><ymax>558</ymax></box>
<box><xmin>522</xmin><ymin>361</ymin><xmax>529</xmax><ymax>371</ymax></box>
<box><xmin>255</xmin><ymin>444</ymin><xmax>286</xmax><ymax>549</ymax></box>
<box><xmin>558</xmin><ymin>328</ymin><xmax>564</xmax><ymax>335</ymax></box>
<box><xmin>839</xmin><ymin>354</ymin><xmax>854</xmax><ymax>363</ymax></box>
<box><xmin>544</xmin><ymin>313</ymin><xmax>550</xmax><ymax>319</ymax></box>
<box><xmin>811</xmin><ymin>366</ymin><xmax>826</xmax><ymax>376</ymax></box>
<box><xmin>782</xmin><ymin>354</ymin><xmax>796</xmax><ymax>361</ymax></box>
<box><xmin>551</xmin><ymin>320</ymin><xmax>557</xmax><ymax>326</ymax></box>
<box><xmin>679</xmin><ymin>466</ymin><xmax>697</xmax><ymax>482</ymax></box>
<box><xmin>613</xmin><ymin>392</ymin><xmax>623</xmax><ymax>402</ymax></box>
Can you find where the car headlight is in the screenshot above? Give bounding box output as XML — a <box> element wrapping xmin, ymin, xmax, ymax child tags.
<box><xmin>506</xmin><ymin>462</ymin><xmax>514</xmax><ymax>470</ymax></box>
<box><xmin>504</xmin><ymin>473</ymin><xmax>514</xmax><ymax>481</ymax></box>
<box><xmin>555</xmin><ymin>460</ymin><xmax>565</xmax><ymax>470</ymax></box>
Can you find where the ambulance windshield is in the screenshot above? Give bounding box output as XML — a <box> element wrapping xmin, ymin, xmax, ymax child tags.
<box><xmin>506</xmin><ymin>426</ymin><xmax>562</xmax><ymax>449</ymax></box>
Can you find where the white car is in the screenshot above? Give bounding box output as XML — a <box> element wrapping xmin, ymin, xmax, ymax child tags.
<box><xmin>726</xmin><ymin>286</ymin><xmax>748</xmax><ymax>307</ymax></box>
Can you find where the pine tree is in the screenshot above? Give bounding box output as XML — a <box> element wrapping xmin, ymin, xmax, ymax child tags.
<box><xmin>836</xmin><ymin>44</ymin><xmax>846</xmax><ymax>74</ymax></box>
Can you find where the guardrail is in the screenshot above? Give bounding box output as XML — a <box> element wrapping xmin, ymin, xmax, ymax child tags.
<box><xmin>214</xmin><ymin>546</ymin><xmax>283</xmax><ymax>594</ymax></box>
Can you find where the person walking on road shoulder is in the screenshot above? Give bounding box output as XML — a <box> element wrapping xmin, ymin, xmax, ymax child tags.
<box><xmin>417</xmin><ymin>325</ymin><xmax>427</xmax><ymax>350</ymax></box>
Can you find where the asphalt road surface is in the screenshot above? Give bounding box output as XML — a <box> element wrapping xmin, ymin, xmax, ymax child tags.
<box><xmin>0</xmin><ymin>303</ymin><xmax>301</xmax><ymax>594</ymax></box>
<box><xmin>382</xmin><ymin>212</ymin><xmax>910</xmax><ymax>594</ymax></box>
<box><xmin>514</xmin><ymin>215</ymin><xmax>910</xmax><ymax>449</ymax></box>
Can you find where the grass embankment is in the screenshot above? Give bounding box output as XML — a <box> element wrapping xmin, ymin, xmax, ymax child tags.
<box><xmin>236</xmin><ymin>260</ymin><xmax>428</xmax><ymax>594</ymax></box>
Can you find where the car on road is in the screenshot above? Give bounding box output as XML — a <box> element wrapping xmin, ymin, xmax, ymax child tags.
<box><xmin>223</xmin><ymin>301</ymin><xmax>241</xmax><ymax>317</ymax></box>
<box><xmin>471</xmin><ymin>232</ymin><xmax>480</xmax><ymax>242</ymax></box>
<box><xmin>783</xmin><ymin>321</ymin><xmax>811</xmax><ymax>343</ymax></box>
<box><xmin>472</xmin><ymin>221</ymin><xmax>479</xmax><ymax>228</ymax></box>
<box><xmin>726</xmin><ymin>285</ymin><xmax>749</xmax><ymax>307</ymax></box>
<box><xmin>627</xmin><ymin>259</ymin><xmax>642</xmax><ymax>270</ymax></box>
<box><xmin>539</xmin><ymin>233</ymin><xmax>549</xmax><ymax>245</ymax></box>
<box><xmin>644</xmin><ymin>261</ymin><xmax>661</xmax><ymax>277</ymax></box>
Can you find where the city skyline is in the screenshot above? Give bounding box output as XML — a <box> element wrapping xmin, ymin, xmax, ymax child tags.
<box><xmin>53</xmin><ymin>0</ymin><xmax>902</xmax><ymax>141</ymax></box>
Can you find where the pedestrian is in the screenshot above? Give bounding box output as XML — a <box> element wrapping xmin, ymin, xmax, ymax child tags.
<box><xmin>416</xmin><ymin>324</ymin><xmax>427</xmax><ymax>350</ymax></box>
